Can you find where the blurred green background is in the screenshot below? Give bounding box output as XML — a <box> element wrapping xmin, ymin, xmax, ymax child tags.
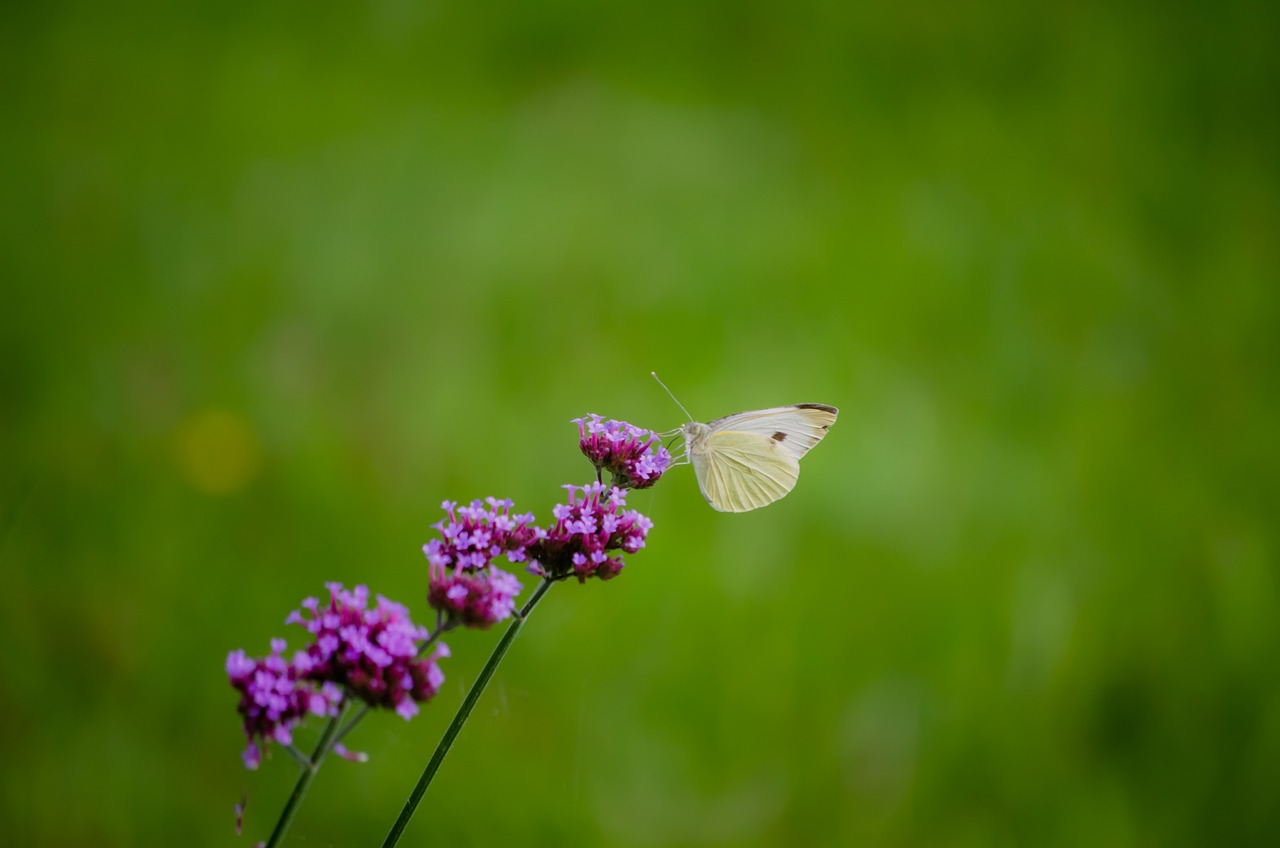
<box><xmin>3</xmin><ymin>1</ymin><xmax>1278</xmax><ymax>845</ymax></box>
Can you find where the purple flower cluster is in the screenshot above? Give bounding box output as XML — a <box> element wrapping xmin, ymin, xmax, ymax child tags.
<box><xmin>574</xmin><ymin>414</ymin><xmax>672</xmax><ymax>489</ymax></box>
<box><xmin>287</xmin><ymin>584</ymin><xmax>449</xmax><ymax>719</ymax></box>
<box><xmin>227</xmin><ymin>640</ymin><xmax>343</xmax><ymax>770</ymax></box>
<box><xmin>528</xmin><ymin>483</ymin><xmax>654</xmax><ymax>582</ymax></box>
<box><xmin>425</xmin><ymin>498</ymin><xmax>542</xmax><ymax>628</ymax></box>
<box><xmin>428</xmin><ymin>566</ymin><xmax>525</xmax><ymax>629</ymax></box>
<box><xmin>227</xmin><ymin>583</ymin><xmax>446</xmax><ymax>769</ymax></box>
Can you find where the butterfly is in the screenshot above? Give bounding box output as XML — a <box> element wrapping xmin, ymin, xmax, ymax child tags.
<box><xmin>653</xmin><ymin>374</ymin><xmax>838</xmax><ymax>513</ymax></box>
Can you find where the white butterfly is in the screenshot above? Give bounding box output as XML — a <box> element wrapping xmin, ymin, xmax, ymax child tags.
<box><xmin>653</xmin><ymin>374</ymin><xmax>838</xmax><ymax>513</ymax></box>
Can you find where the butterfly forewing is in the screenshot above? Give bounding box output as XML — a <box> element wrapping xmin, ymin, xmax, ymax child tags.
<box><xmin>705</xmin><ymin>404</ymin><xmax>838</xmax><ymax>462</ymax></box>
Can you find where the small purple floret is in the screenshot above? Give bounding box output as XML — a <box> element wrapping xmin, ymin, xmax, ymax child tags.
<box><xmin>333</xmin><ymin>743</ymin><xmax>369</xmax><ymax>763</ymax></box>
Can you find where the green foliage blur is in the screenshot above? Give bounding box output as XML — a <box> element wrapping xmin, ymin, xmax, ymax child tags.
<box><xmin>3</xmin><ymin>1</ymin><xmax>1278</xmax><ymax>845</ymax></box>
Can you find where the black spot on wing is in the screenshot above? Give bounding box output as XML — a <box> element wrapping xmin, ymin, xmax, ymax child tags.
<box><xmin>771</xmin><ymin>431</ymin><xmax>787</xmax><ymax>442</ymax></box>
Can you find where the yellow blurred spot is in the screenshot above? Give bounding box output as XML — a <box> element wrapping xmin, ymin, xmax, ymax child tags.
<box><xmin>174</xmin><ymin>409</ymin><xmax>262</xmax><ymax>495</ymax></box>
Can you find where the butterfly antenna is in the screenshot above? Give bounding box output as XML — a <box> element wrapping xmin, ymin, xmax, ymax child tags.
<box><xmin>651</xmin><ymin>372</ymin><xmax>695</xmax><ymax>422</ymax></box>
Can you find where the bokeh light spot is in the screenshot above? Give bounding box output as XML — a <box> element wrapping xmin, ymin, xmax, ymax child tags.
<box><xmin>174</xmin><ymin>409</ymin><xmax>262</xmax><ymax>495</ymax></box>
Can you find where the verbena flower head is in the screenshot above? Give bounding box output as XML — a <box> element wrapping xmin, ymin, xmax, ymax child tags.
<box><xmin>286</xmin><ymin>583</ymin><xmax>449</xmax><ymax>720</ymax></box>
<box><xmin>228</xmin><ymin>583</ymin><xmax>446</xmax><ymax>768</ymax></box>
<box><xmin>428</xmin><ymin>565</ymin><xmax>524</xmax><ymax>628</ymax></box>
<box><xmin>574</xmin><ymin>414</ymin><xmax>672</xmax><ymax>489</ymax></box>
<box><xmin>527</xmin><ymin>482</ymin><xmax>654</xmax><ymax>582</ymax></box>
<box><xmin>424</xmin><ymin>498</ymin><xmax>541</xmax><ymax>628</ymax></box>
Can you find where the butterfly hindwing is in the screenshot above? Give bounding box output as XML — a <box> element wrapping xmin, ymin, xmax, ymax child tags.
<box><xmin>691</xmin><ymin>430</ymin><xmax>800</xmax><ymax>512</ymax></box>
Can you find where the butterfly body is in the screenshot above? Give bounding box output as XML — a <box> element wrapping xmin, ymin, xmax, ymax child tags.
<box><xmin>681</xmin><ymin>403</ymin><xmax>838</xmax><ymax>512</ymax></box>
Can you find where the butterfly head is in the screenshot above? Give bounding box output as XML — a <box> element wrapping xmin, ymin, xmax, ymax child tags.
<box><xmin>679</xmin><ymin>420</ymin><xmax>711</xmax><ymax>452</ymax></box>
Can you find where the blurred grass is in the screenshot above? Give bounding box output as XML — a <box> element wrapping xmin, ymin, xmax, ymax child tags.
<box><xmin>2</xmin><ymin>0</ymin><xmax>1278</xmax><ymax>845</ymax></box>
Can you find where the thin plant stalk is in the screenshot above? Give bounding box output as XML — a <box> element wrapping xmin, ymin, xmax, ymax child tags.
<box><xmin>264</xmin><ymin>708</ymin><xmax>343</xmax><ymax>848</ymax></box>
<box><xmin>381</xmin><ymin>577</ymin><xmax>555</xmax><ymax>848</ymax></box>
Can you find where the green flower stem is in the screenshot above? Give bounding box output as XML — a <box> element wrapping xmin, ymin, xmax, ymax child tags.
<box><xmin>332</xmin><ymin>704</ymin><xmax>371</xmax><ymax>748</ymax></box>
<box><xmin>264</xmin><ymin>709</ymin><xmax>342</xmax><ymax>848</ymax></box>
<box><xmin>381</xmin><ymin>577</ymin><xmax>556</xmax><ymax>848</ymax></box>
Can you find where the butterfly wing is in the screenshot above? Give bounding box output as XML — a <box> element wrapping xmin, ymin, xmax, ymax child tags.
<box><xmin>690</xmin><ymin>430</ymin><xmax>801</xmax><ymax>512</ymax></box>
<box><xmin>705</xmin><ymin>404</ymin><xmax>838</xmax><ymax>462</ymax></box>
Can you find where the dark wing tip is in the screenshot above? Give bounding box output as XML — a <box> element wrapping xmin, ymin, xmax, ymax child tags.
<box><xmin>795</xmin><ymin>403</ymin><xmax>837</xmax><ymax>431</ymax></box>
